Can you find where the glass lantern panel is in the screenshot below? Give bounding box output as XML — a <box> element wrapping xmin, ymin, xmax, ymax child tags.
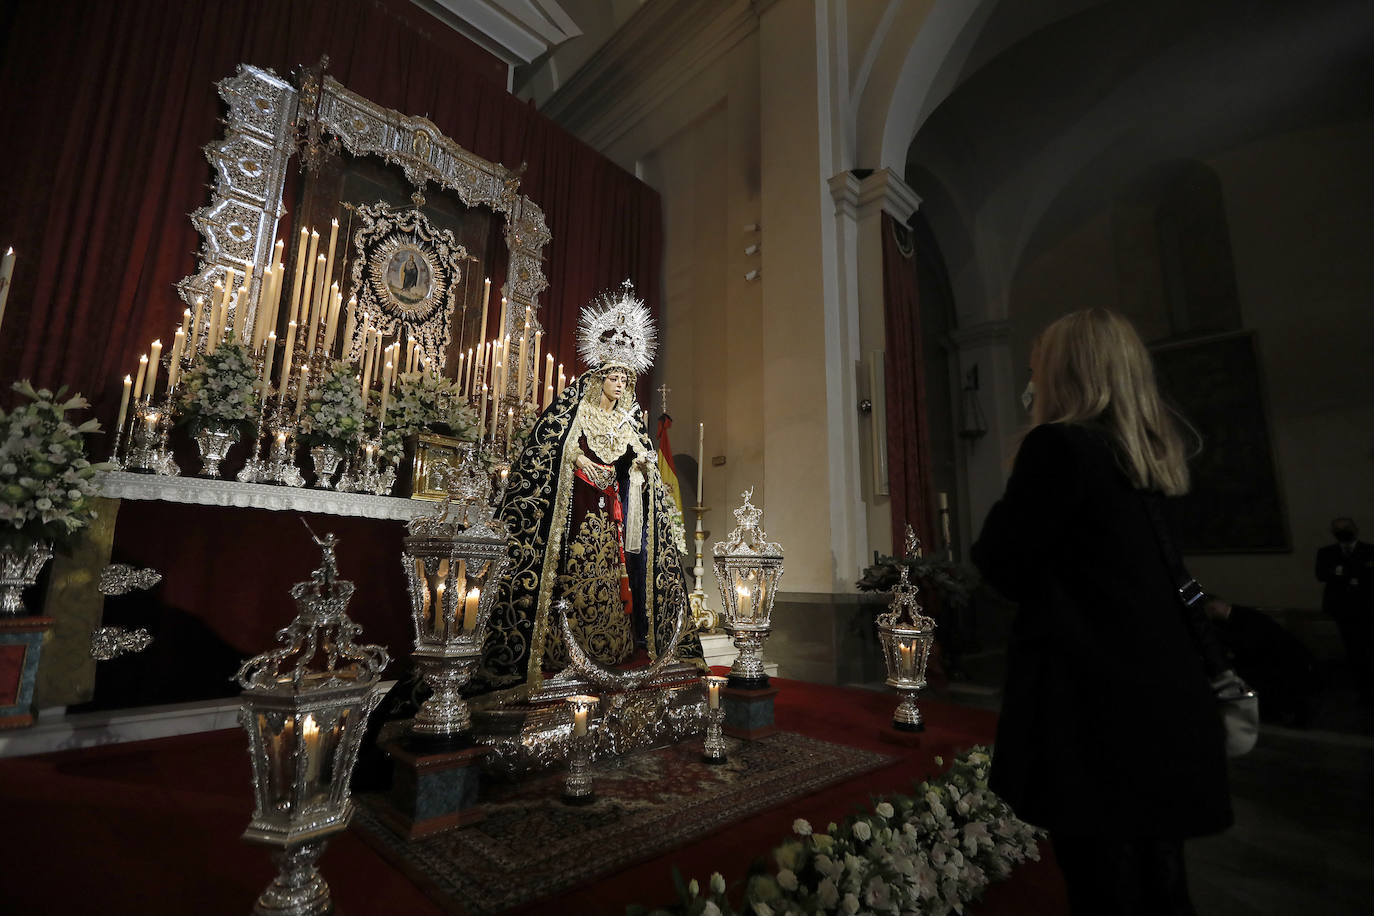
<box><xmin>259</xmin><ymin>712</ymin><xmax>293</xmax><ymax>813</ymax></box>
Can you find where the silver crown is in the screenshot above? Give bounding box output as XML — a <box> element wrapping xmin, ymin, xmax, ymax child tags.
<box><xmin>576</xmin><ymin>280</ymin><xmax>657</xmax><ymax>375</ymax></box>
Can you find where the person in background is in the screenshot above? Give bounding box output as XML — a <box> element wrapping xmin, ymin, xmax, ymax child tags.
<box><xmin>1203</xmin><ymin>595</ymin><xmax>1320</xmax><ymax>727</ymax></box>
<box><xmin>1315</xmin><ymin>517</ymin><xmax>1374</xmax><ymax>696</ymax></box>
<box><xmin>972</xmin><ymin>308</ymin><xmax>1230</xmax><ymax>916</ymax></box>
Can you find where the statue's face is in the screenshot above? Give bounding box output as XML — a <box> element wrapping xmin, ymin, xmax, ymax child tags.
<box><xmin>601</xmin><ymin>370</ymin><xmax>627</xmax><ymax>403</ymax></box>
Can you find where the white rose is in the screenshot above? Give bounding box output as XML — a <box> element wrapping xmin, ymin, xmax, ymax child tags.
<box><xmin>853</xmin><ymin>820</ymin><xmax>872</xmax><ymax>841</ymax></box>
<box><xmin>792</xmin><ymin>818</ymin><xmax>812</xmax><ymax>836</ymax></box>
<box><xmin>711</xmin><ymin>872</ymin><xmax>726</xmax><ymax>896</ymax></box>
<box><xmin>875</xmin><ymin>801</ymin><xmax>895</xmax><ymax>819</ymax></box>
<box><xmin>842</xmin><ymin>892</ymin><xmax>860</xmax><ymax>915</ymax></box>
<box><xmin>702</xmin><ymin>903</ymin><xmax>722</xmax><ymax>916</ymax></box>
<box><xmin>776</xmin><ymin>869</ymin><xmax>798</xmax><ymax>892</ymax></box>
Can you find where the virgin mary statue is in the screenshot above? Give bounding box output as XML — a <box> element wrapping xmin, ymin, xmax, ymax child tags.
<box><xmin>475</xmin><ymin>283</ymin><xmax>702</xmax><ymax>694</ymax></box>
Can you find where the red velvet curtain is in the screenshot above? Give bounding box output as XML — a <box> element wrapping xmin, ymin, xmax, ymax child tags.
<box><xmin>881</xmin><ymin>212</ymin><xmax>936</xmax><ymax>554</ymax></box>
<box><xmin>0</xmin><ymin>0</ymin><xmax>662</xmax><ymax>423</ymax></box>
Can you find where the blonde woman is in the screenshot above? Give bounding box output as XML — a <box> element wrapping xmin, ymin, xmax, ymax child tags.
<box><xmin>972</xmin><ymin>309</ymin><xmax>1230</xmax><ymax>915</ymax></box>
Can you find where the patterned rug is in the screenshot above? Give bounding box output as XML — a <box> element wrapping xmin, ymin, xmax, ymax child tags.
<box><xmin>353</xmin><ymin>732</ymin><xmax>895</xmax><ymax>915</ymax></box>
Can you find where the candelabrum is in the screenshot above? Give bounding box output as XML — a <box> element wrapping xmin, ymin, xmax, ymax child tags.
<box><xmin>876</xmin><ymin>527</ymin><xmax>937</xmax><ymax>732</ymax></box>
<box><xmin>309</xmin><ymin>444</ymin><xmax>344</xmax><ymax>489</ymax></box>
<box><xmin>563</xmin><ymin>694</ymin><xmax>598</xmax><ymax>804</ymax></box>
<box><xmin>350</xmin><ymin>438</ymin><xmax>390</xmax><ymax>495</ymax></box>
<box><xmin>701</xmin><ymin>675</ymin><xmax>728</xmax><ymax>764</ymax></box>
<box><xmin>235</xmin><ymin>525</ymin><xmax>390</xmax><ymax>916</ymax></box>
<box><xmin>688</xmin><ymin>505</ymin><xmax>718</xmax><ymax>632</ymax></box>
<box><xmin>124</xmin><ymin>401</ymin><xmax>179</xmax><ymax>476</ymax></box>
<box><xmin>713</xmin><ymin>488</ymin><xmax>784</xmax><ymax>689</ymax></box>
<box><xmin>261</xmin><ymin>421</ymin><xmax>306</xmax><ymax>487</ymax></box>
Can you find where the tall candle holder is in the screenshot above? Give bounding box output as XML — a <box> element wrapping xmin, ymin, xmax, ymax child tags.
<box><xmin>563</xmin><ymin>694</ymin><xmax>598</xmax><ymax>805</ymax></box>
<box><xmin>702</xmin><ymin>675</ymin><xmax>728</xmax><ymax>764</ymax></box>
<box><xmin>688</xmin><ymin>505</ymin><xmax>717</xmax><ymax>632</ymax></box>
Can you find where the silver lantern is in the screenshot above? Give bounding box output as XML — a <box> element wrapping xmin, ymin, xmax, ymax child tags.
<box><xmin>876</xmin><ymin>526</ymin><xmax>937</xmax><ymax>732</ymax></box>
<box><xmin>235</xmin><ymin>526</ymin><xmax>390</xmax><ymax>916</ymax></box>
<box><xmin>400</xmin><ymin>446</ymin><xmax>509</xmax><ymax>747</ymax></box>
<box><xmin>712</xmin><ymin>487</ymin><xmax>784</xmax><ymax>689</ymax></box>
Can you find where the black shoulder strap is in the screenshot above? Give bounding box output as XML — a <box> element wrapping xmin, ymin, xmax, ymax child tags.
<box><xmin>1139</xmin><ymin>492</ymin><xmax>1204</xmax><ymax>609</ymax></box>
<box><xmin>1138</xmin><ymin>491</ymin><xmax>1229</xmax><ymax>677</ymax></box>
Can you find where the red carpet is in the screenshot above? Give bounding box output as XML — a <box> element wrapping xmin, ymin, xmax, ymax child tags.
<box><xmin>0</xmin><ymin>677</ymin><xmax>1068</xmax><ymax>915</ymax></box>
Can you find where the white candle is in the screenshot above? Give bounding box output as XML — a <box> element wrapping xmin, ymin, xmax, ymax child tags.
<box><xmin>323</xmin><ymin>284</ymin><xmax>341</xmax><ymax>353</ymax></box>
<box><xmin>938</xmin><ymin>491</ymin><xmax>949</xmax><ymax>511</ymax></box>
<box><xmin>463</xmin><ymin>588</ymin><xmax>481</xmax><ymax>633</ymax></box>
<box><xmin>168</xmin><ymin>329</ymin><xmax>186</xmax><ymax>390</ymax></box>
<box><xmin>341</xmin><ymin>296</ymin><xmax>357</xmax><ymax>358</ymax></box>
<box><xmin>736</xmin><ymin>584</ymin><xmax>752</xmax><ymax>620</ymax></box>
<box><xmin>279</xmin><ymin>320</ymin><xmax>297</xmax><ymax>405</ymax></box>
<box><xmin>133</xmin><ymin>355</ymin><xmax>147</xmax><ymax>403</ymax></box>
<box><xmin>293</xmin><ymin>365</ymin><xmax>310</xmax><ymax>417</ymax></box>
<box><xmin>557</xmin><ymin>364</ymin><xmax>565</xmax><ymax>395</ymax></box>
<box><xmin>115</xmin><ymin>375</ymin><xmax>132</xmax><ymax>442</ymax></box>
<box><xmin>899</xmin><ymin>643</ymin><xmax>914</xmax><ymax>676</ymax></box>
<box><xmin>208</xmin><ymin>282</ymin><xmax>225</xmax><ymax>353</ymax></box>
<box><xmin>360</xmin><ymin>328</ymin><xmax>375</xmax><ymax>400</ymax></box>
<box><xmin>261</xmin><ymin>331</ymin><xmax>277</xmax><ymax>387</ymax></box>
<box><xmin>145</xmin><ymin>339</ymin><xmax>162</xmax><ymax>402</ymax></box>
<box><xmin>477</xmin><ymin>385</ymin><xmax>487</xmax><ymax>439</ymax></box>
<box><xmin>306</xmin><ymin>253</ymin><xmax>326</xmax><ymax>352</ymax></box>
<box><xmin>180</xmin><ymin>307</ymin><xmax>192</xmax><ymax>338</ymax></box>
<box><xmin>254</xmin><ymin>265</ymin><xmax>274</xmax><ymax>351</ymax></box>
<box><xmin>190</xmin><ymin>296</ymin><xmax>206</xmax><ymax>353</ymax></box>
<box><xmin>573</xmin><ymin>706</ymin><xmax>589</xmax><ymax>736</ymax></box>
<box><xmin>479</xmin><ymin>278</ymin><xmax>491</xmax><ymax>345</ymax></box>
<box><xmin>697</xmin><ymin>422</ymin><xmax>705</xmax><ymax>504</ymax></box>
<box><xmin>287</xmin><ymin>228</ymin><xmax>309</xmax><ymax>327</ymax></box>
<box><xmin>707</xmin><ymin>679</ymin><xmax>721</xmax><ymax>709</ymax></box>
<box><xmin>379</xmin><ymin>361</ymin><xmax>393</xmax><ymax>427</ymax></box>
<box><xmin>0</xmin><ymin>247</ymin><xmax>14</xmax><ymax>337</ymax></box>
<box><xmin>319</xmin><ymin>218</ymin><xmax>339</xmax><ymax>326</ymax></box>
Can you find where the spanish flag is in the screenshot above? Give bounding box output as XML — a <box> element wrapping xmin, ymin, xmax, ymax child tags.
<box><xmin>657</xmin><ymin>413</ymin><xmax>685</xmax><ymax>516</ymax></box>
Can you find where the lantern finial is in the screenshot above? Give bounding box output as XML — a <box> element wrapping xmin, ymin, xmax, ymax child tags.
<box><xmin>235</xmin><ymin>526</ymin><xmax>389</xmax><ymax>691</ymax></box>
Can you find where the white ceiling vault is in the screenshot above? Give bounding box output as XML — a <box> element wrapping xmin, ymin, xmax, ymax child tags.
<box><xmin>411</xmin><ymin>0</ymin><xmax>582</xmax><ymax>84</ymax></box>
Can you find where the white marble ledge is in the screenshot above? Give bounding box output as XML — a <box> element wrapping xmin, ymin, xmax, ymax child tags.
<box><xmin>99</xmin><ymin>470</ymin><xmax>434</xmax><ymax>522</ymax></box>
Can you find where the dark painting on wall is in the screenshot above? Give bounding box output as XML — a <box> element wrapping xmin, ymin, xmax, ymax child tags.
<box><xmin>1152</xmin><ymin>331</ymin><xmax>1289</xmax><ymax>553</ymax></box>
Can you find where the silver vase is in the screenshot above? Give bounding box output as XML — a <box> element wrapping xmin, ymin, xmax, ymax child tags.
<box><xmin>194</xmin><ymin>424</ymin><xmax>240</xmax><ymax>479</ymax></box>
<box><xmin>309</xmin><ymin>445</ymin><xmax>343</xmax><ymax>489</ymax></box>
<box><xmin>0</xmin><ymin>542</ymin><xmax>54</xmax><ymax>616</ymax></box>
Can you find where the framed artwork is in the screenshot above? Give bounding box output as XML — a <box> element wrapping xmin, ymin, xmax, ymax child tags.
<box><xmin>1152</xmin><ymin>330</ymin><xmax>1289</xmax><ymax>553</ymax></box>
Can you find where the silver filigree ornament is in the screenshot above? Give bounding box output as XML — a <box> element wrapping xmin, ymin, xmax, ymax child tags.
<box><xmin>576</xmin><ymin>280</ymin><xmax>657</xmax><ymax>376</ymax></box>
<box><xmin>97</xmin><ymin>564</ymin><xmax>164</xmax><ymax>596</ymax></box>
<box><xmin>875</xmin><ymin>525</ymin><xmax>937</xmax><ymax>732</ymax></box>
<box><xmin>90</xmin><ymin>627</ymin><xmax>154</xmax><ymax>661</ymax></box>
<box><xmin>235</xmin><ymin>526</ymin><xmax>390</xmax><ymax>916</ymax></box>
<box><xmin>712</xmin><ymin>487</ymin><xmax>785</xmax><ymax>688</ymax></box>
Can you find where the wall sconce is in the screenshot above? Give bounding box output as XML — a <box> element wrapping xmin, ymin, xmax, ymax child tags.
<box><xmin>959</xmin><ymin>366</ymin><xmax>988</xmax><ymax>441</ymax></box>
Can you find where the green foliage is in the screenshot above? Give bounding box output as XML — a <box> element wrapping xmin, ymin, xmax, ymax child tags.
<box><xmin>856</xmin><ymin>552</ymin><xmax>980</xmax><ymax>610</ymax></box>
<box><xmin>0</xmin><ymin>381</ymin><xmax>111</xmax><ymax>551</ymax></box>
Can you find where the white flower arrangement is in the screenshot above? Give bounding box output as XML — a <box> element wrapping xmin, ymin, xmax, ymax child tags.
<box><xmin>0</xmin><ymin>381</ymin><xmax>110</xmax><ymax>551</ymax></box>
<box><xmin>176</xmin><ymin>343</ymin><xmax>261</xmax><ymax>436</ymax></box>
<box><xmin>631</xmin><ymin>746</ymin><xmax>1044</xmax><ymax>916</ymax></box>
<box><xmin>303</xmin><ymin>361</ymin><xmax>366</xmax><ymax>451</ymax></box>
<box><xmin>391</xmin><ymin>371</ymin><xmax>479</xmax><ymax>443</ymax></box>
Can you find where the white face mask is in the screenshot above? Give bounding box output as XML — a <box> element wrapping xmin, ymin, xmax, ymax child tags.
<box><xmin>1021</xmin><ymin>380</ymin><xmax>1036</xmax><ymax>414</ymax></box>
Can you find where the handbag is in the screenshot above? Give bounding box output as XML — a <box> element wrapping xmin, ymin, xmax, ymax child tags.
<box><xmin>1140</xmin><ymin>493</ymin><xmax>1260</xmax><ymax>757</ymax></box>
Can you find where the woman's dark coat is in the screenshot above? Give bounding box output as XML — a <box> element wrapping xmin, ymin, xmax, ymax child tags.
<box><xmin>971</xmin><ymin>422</ymin><xmax>1232</xmax><ymax>838</ymax></box>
